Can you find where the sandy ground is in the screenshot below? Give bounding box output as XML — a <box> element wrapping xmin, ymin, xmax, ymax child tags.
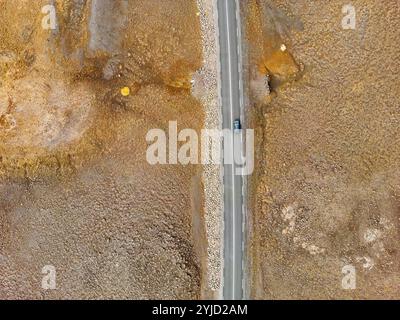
<box><xmin>0</xmin><ymin>0</ymin><xmax>206</xmax><ymax>299</ymax></box>
<box><xmin>244</xmin><ymin>0</ymin><xmax>400</xmax><ymax>299</ymax></box>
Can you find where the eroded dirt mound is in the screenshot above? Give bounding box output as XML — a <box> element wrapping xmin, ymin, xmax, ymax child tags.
<box><xmin>0</xmin><ymin>0</ymin><xmax>202</xmax><ymax>172</ymax></box>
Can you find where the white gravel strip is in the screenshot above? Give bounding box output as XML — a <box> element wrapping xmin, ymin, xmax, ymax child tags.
<box><xmin>193</xmin><ymin>0</ymin><xmax>223</xmax><ymax>293</ymax></box>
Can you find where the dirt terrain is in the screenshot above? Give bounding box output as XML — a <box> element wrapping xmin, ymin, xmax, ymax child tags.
<box><xmin>0</xmin><ymin>0</ymin><xmax>206</xmax><ymax>299</ymax></box>
<box><xmin>244</xmin><ymin>0</ymin><xmax>400</xmax><ymax>299</ymax></box>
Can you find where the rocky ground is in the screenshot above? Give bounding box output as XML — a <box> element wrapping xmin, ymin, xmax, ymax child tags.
<box><xmin>244</xmin><ymin>0</ymin><xmax>400</xmax><ymax>299</ymax></box>
<box><xmin>193</xmin><ymin>0</ymin><xmax>222</xmax><ymax>297</ymax></box>
<box><xmin>0</xmin><ymin>0</ymin><xmax>206</xmax><ymax>299</ymax></box>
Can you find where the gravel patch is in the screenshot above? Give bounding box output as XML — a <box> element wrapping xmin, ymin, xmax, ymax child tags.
<box><xmin>193</xmin><ymin>0</ymin><xmax>223</xmax><ymax>294</ymax></box>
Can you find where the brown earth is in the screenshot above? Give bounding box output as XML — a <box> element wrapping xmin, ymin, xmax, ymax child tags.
<box><xmin>0</xmin><ymin>0</ymin><xmax>206</xmax><ymax>299</ymax></box>
<box><xmin>244</xmin><ymin>0</ymin><xmax>400</xmax><ymax>299</ymax></box>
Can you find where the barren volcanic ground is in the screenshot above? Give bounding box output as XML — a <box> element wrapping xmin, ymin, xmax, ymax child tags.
<box><xmin>0</xmin><ymin>0</ymin><xmax>205</xmax><ymax>299</ymax></box>
<box><xmin>245</xmin><ymin>0</ymin><xmax>400</xmax><ymax>299</ymax></box>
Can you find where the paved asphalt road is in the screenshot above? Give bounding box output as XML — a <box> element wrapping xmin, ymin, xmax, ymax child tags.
<box><xmin>217</xmin><ymin>0</ymin><xmax>245</xmax><ymax>300</ymax></box>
